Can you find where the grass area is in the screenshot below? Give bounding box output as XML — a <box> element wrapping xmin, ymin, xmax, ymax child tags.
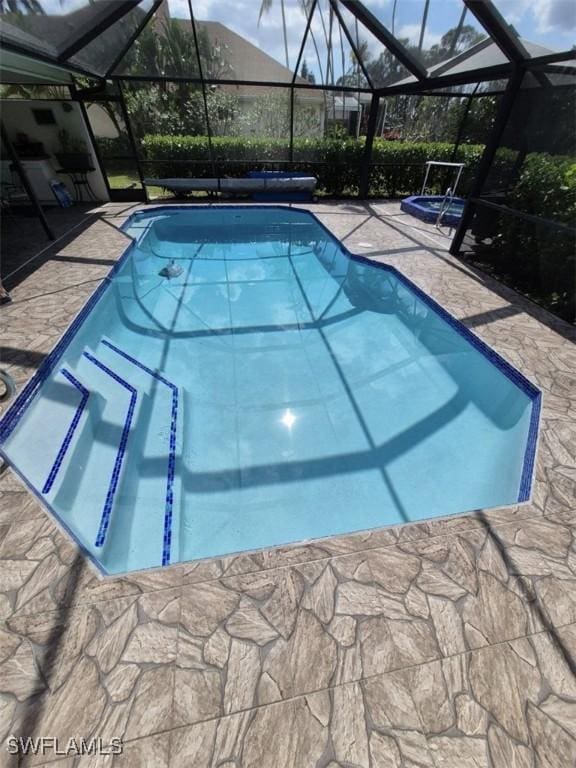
<box><xmin>107</xmin><ymin>173</ymin><xmax>140</xmax><ymax>189</ymax></box>
<box><xmin>107</xmin><ymin>172</ymin><xmax>166</xmax><ymax>200</ymax></box>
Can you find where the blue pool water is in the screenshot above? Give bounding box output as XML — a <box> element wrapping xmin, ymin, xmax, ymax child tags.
<box><xmin>0</xmin><ymin>206</ymin><xmax>540</xmax><ymax>574</ymax></box>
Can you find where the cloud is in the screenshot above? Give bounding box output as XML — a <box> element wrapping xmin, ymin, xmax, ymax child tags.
<box><xmin>495</xmin><ymin>0</ymin><xmax>532</xmax><ymax>25</ymax></box>
<box><xmin>533</xmin><ymin>0</ymin><xmax>576</xmax><ymax>34</ymax></box>
<box><xmin>166</xmin><ymin>0</ymin><xmax>312</xmax><ymax>68</ymax></box>
<box><xmin>493</xmin><ymin>0</ymin><xmax>575</xmax><ymax>37</ymax></box>
<box><xmin>396</xmin><ymin>23</ymin><xmax>441</xmax><ymax>49</ymax></box>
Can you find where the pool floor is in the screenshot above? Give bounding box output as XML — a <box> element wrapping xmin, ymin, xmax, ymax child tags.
<box><xmin>0</xmin><ymin>207</ymin><xmax>538</xmax><ymax>573</ymax></box>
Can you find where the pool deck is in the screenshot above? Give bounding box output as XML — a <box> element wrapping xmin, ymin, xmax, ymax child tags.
<box><xmin>0</xmin><ymin>201</ymin><xmax>575</xmax><ymax>767</ymax></box>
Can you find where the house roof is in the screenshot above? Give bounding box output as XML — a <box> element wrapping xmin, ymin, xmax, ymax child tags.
<box><xmin>394</xmin><ymin>37</ymin><xmax>573</xmax><ymax>88</ymax></box>
<box><xmin>168</xmin><ymin>18</ymin><xmax>324</xmax><ymax>101</ymax></box>
<box><xmin>197</xmin><ymin>21</ymin><xmax>299</xmax><ymax>85</ymax></box>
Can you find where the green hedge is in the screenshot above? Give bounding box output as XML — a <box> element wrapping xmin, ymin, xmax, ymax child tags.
<box><xmin>138</xmin><ymin>135</ymin><xmax>487</xmax><ymax>197</ymax></box>
<box><xmin>469</xmin><ymin>152</ymin><xmax>576</xmax><ymax>322</ymax></box>
<box><xmin>370</xmin><ymin>141</ymin><xmax>485</xmax><ymax>197</ymax></box>
<box><xmin>507</xmin><ymin>153</ymin><xmax>576</xmax><ymax>225</ymax></box>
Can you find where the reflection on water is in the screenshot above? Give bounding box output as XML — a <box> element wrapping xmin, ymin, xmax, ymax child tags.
<box><xmin>0</xmin><ymin>207</ymin><xmax>540</xmax><ymax>574</ymax></box>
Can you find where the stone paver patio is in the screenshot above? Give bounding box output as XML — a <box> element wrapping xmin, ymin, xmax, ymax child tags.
<box><xmin>0</xmin><ymin>201</ymin><xmax>575</xmax><ymax>767</ymax></box>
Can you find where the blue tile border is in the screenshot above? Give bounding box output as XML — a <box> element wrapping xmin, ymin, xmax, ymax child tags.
<box><xmin>3</xmin><ymin>458</ymin><xmax>112</xmax><ymax>577</ymax></box>
<box><xmin>126</xmin><ymin>204</ymin><xmax>543</xmax><ymax>503</ymax></box>
<box><xmin>0</xmin><ymin>240</ymin><xmax>136</xmax><ymax>447</ymax></box>
<box><xmin>82</xmin><ymin>351</ymin><xmax>138</xmax><ymax>548</ymax></box>
<box><xmin>101</xmin><ymin>338</ymin><xmax>178</xmax><ymax>566</ymax></box>
<box><xmin>42</xmin><ymin>368</ymin><xmax>90</xmax><ymax>495</ymax></box>
<box><xmin>129</xmin><ymin>207</ymin><xmax>541</xmax><ymax>487</ymax></box>
<box><xmin>0</xmin><ymin>203</ymin><xmax>543</xmax><ymax>577</ymax></box>
<box><xmin>300</xmin><ymin>206</ymin><xmax>541</xmax><ymax>502</ymax></box>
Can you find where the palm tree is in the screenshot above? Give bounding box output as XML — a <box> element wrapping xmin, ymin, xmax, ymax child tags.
<box><xmin>299</xmin><ymin>0</ymin><xmax>326</xmax><ymax>84</ymax></box>
<box><xmin>258</xmin><ymin>0</ymin><xmax>290</xmax><ymax>69</ymax></box>
<box><xmin>417</xmin><ymin>0</ymin><xmax>430</xmax><ymax>54</ymax></box>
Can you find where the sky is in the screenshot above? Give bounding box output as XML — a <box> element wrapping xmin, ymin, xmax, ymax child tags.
<box><xmin>24</xmin><ymin>0</ymin><xmax>576</xmax><ymax>82</ymax></box>
<box><xmin>171</xmin><ymin>0</ymin><xmax>576</xmax><ymax>79</ymax></box>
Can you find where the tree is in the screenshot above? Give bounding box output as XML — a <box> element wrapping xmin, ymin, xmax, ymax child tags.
<box><xmin>160</xmin><ymin>18</ymin><xmax>201</xmax><ymax>78</ymax></box>
<box><xmin>118</xmin><ymin>18</ymin><xmax>233</xmax><ymax>81</ymax></box>
<box><xmin>117</xmin><ymin>14</ymin><xmax>238</xmax><ymax>142</ymax></box>
<box><xmin>365</xmin><ymin>42</ymin><xmax>414</xmax><ymax>88</ymax></box>
<box><xmin>258</xmin><ymin>0</ymin><xmax>289</xmax><ymax>69</ymax></box>
<box><xmin>426</xmin><ymin>25</ymin><xmax>485</xmax><ymax>67</ymax></box>
<box><xmin>300</xmin><ymin>59</ymin><xmax>315</xmax><ymax>84</ymax></box>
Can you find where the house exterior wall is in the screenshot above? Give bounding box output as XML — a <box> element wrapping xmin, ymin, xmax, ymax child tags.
<box><xmin>1</xmin><ymin>99</ymin><xmax>109</xmax><ymax>201</ymax></box>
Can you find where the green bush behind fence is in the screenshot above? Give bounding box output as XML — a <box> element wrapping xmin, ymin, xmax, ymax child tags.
<box><xmin>98</xmin><ymin>133</ymin><xmax>575</xmax><ymax>320</ymax></box>
<box><xmin>99</xmin><ymin>135</ymin><xmax>574</xmax><ymax>216</ymax></box>
<box><xmin>470</xmin><ymin>152</ymin><xmax>576</xmax><ymax>322</ymax></box>
<box><xmin>131</xmin><ymin>135</ymin><xmax>488</xmax><ymax>197</ymax></box>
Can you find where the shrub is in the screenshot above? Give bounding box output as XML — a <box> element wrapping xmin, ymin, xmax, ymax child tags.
<box><xmin>465</xmin><ymin>153</ymin><xmax>576</xmax><ymax>323</ymax></box>
<box><xmin>369</xmin><ymin>141</ymin><xmax>487</xmax><ymax>197</ymax></box>
<box><xmin>507</xmin><ymin>153</ymin><xmax>576</xmax><ymax>225</ymax></box>
<box><xmin>94</xmin><ymin>135</ymin><xmax>133</xmax><ymax>157</ymax></box>
<box><xmin>139</xmin><ymin>135</ymin><xmax>489</xmax><ymax>197</ymax></box>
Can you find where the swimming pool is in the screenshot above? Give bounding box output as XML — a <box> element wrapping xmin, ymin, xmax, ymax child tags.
<box><xmin>0</xmin><ymin>206</ymin><xmax>540</xmax><ymax>574</ymax></box>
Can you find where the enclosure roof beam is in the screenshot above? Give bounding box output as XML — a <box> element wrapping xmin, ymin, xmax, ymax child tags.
<box><xmin>384</xmin><ymin>46</ymin><xmax>576</xmax><ymax>98</ymax></box>
<box><xmin>291</xmin><ymin>0</ymin><xmax>317</xmax><ymax>85</ymax></box>
<box><xmin>463</xmin><ymin>0</ymin><xmax>530</xmax><ymax>63</ymax></box>
<box><xmin>0</xmin><ymin>39</ymin><xmax>102</xmax><ymax>80</ymax></box>
<box><xmin>339</xmin><ymin>0</ymin><xmax>428</xmax><ymax>81</ymax></box>
<box><xmin>524</xmin><ymin>49</ymin><xmax>576</xmax><ymax>67</ymax></box>
<box><xmin>57</xmin><ymin>1</ymin><xmax>141</xmax><ymax>63</ymax></box>
<box><xmin>116</xmin><ymin>74</ymin><xmax>374</xmax><ymax>93</ymax></box>
<box><xmin>464</xmin><ymin>0</ymin><xmax>554</xmax><ymax>88</ymax></box>
<box><xmin>375</xmin><ymin>63</ymin><xmax>513</xmax><ymax>96</ymax></box>
<box><xmin>537</xmin><ymin>62</ymin><xmax>576</xmax><ymax>75</ymax></box>
<box><xmin>105</xmin><ymin>0</ymin><xmax>164</xmax><ymax>78</ymax></box>
<box><xmin>329</xmin><ymin>0</ymin><xmax>373</xmax><ymax>89</ymax></box>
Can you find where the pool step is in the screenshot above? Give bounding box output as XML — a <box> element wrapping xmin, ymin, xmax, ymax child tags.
<box><xmin>4</xmin><ymin>366</ymin><xmax>103</xmax><ymax>505</ymax></box>
<box><xmin>44</xmin><ymin>351</ymin><xmax>147</xmax><ymax>551</ymax></box>
<box><xmin>38</xmin><ymin>341</ymin><xmax>182</xmax><ymax>571</ymax></box>
<box><xmin>94</xmin><ymin>337</ymin><xmax>183</xmax><ymax>567</ymax></box>
<box><xmin>111</xmin><ymin>274</ymin><xmax>172</xmax><ymax>337</ymax></box>
<box><xmin>2</xmin><ymin>332</ymin><xmax>181</xmax><ymax>569</ymax></box>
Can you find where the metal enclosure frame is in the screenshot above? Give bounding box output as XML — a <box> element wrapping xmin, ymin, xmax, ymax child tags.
<box><xmin>0</xmin><ymin>0</ymin><xmax>574</xmax><ymax>253</ymax></box>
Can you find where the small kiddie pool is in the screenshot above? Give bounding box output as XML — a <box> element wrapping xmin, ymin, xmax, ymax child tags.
<box><xmin>401</xmin><ymin>195</ymin><xmax>465</xmax><ymax>226</ymax></box>
<box><xmin>0</xmin><ymin>206</ymin><xmax>540</xmax><ymax>574</ymax></box>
